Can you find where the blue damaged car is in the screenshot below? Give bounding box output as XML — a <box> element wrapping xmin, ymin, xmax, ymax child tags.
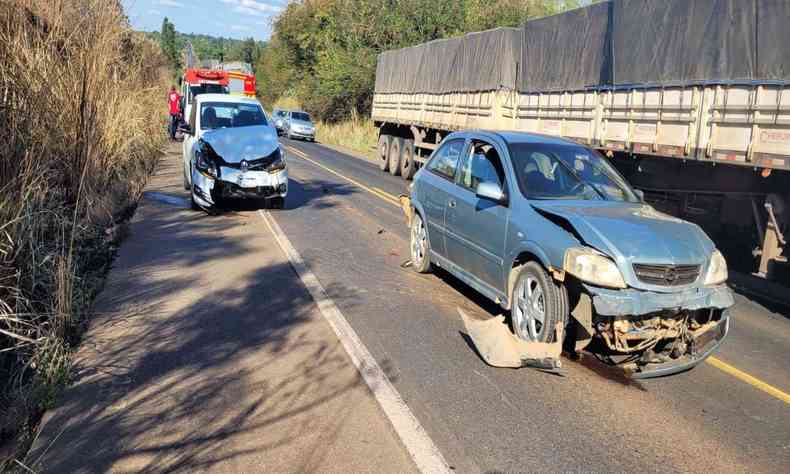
<box><xmin>407</xmin><ymin>130</ymin><xmax>733</xmax><ymax>378</ymax></box>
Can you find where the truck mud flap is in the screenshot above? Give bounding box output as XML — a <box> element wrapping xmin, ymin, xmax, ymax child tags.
<box><xmin>459</xmin><ymin>308</ymin><xmax>563</xmax><ymax>373</ymax></box>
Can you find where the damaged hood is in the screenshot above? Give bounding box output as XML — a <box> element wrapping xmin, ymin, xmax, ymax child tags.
<box><xmin>532</xmin><ymin>201</ymin><xmax>715</xmax><ymax>267</ymax></box>
<box><xmin>201</xmin><ymin>125</ymin><xmax>279</xmax><ymax>163</ymax></box>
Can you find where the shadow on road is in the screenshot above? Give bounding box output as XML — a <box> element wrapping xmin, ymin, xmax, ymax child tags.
<box><xmin>29</xmin><ymin>197</ymin><xmax>395</xmax><ymax>473</ymax></box>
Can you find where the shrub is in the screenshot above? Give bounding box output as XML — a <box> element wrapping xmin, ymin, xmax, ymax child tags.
<box><xmin>0</xmin><ymin>0</ymin><xmax>168</xmax><ymax>461</ymax></box>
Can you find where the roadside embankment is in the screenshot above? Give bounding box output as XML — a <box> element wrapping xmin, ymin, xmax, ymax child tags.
<box><xmin>315</xmin><ymin>117</ymin><xmax>378</xmax><ymax>161</ymax></box>
<box><xmin>0</xmin><ymin>0</ymin><xmax>168</xmax><ymax>466</ymax></box>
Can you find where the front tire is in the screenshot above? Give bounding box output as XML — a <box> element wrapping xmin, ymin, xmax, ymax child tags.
<box><xmin>510</xmin><ymin>262</ymin><xmax>564</xmax><ymax>343</ymax></box>
<box><xmin>268</xmin><ymin>196</ymin><xmax>285</xmax><ymax>209</ymax></box>
<box><xmin>410</xmin><ymin>212</ymin><xmax>431</xmax><ymax>273</ymax></box>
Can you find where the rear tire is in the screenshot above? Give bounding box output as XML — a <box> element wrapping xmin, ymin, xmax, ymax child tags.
<box><xmin>400</xmin><ymin>139</ymin><xmax>416</xmax><ymax>180</ymax></box>
<box><xmin>510</xmin><ymin>262</ymin><xmax>565</xmax><ymax>343</ymax></box>
<box><xmin>378</xmin><ymin>134</ymin><xmax>391</xmax><ymax>172</ymax></box>
<box><xmin>389</xmin><ymin>137</ymin><xmax>403</xmax><ymax>176</ymax></box>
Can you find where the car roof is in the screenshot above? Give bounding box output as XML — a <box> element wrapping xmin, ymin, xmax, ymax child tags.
<box><xmin>449</xmin><ymin>129</ymin><xmax>583</xmax><ymax>147</ymax></box>
<box><xmin>196</xmin><ymin>94</ymin><xmax>261</xmax><ymax>105</ymax></box>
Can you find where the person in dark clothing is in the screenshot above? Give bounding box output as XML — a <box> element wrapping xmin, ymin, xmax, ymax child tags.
<box><xmin>167</xmin><ymin>86</ymin><xmax>182</xmax><ymax>140</ymax></box>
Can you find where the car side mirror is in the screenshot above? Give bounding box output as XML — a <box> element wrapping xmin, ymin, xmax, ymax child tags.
<box><xmin>476</xmin><ymin>181</ymin><xmax>507</xmax><ymax>205</ymax></box>
<box><xmin>634</xmin><ymin>189</ymin><xmax>645</xmax><ymax>201</ymax></box>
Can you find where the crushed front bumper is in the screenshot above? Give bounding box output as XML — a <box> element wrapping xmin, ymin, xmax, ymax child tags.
<box><xmin>584</xmin><ymin>284</ymin><xmax>734</xmax><ymax>317</ymax></box>
<box><xmin>581</xmin><ymin>284</ymin><xmax>734</xmax><ymax>378</ymax></box>
<box><xmin>629</xmin><ymin>311</ymin><xmax>730</xmax><ymax>379</ymax></box>
<box><xmin>192</xmin><ymin>167</ymin><xmax>288</xmax><ymax>207</ymax></box>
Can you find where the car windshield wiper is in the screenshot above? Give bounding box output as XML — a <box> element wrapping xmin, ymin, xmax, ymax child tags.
<box><xmin>551</xmin><ymin>155</ymin><xmax>607</xmax><ymax>200</ymax></box>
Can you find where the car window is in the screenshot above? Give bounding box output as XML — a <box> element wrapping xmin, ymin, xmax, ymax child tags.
<box><xmin>200</xmin><ymin>102</ymin><xmax>268</xmax><ymax>130</ymax></box>
<box><xmin>426</xmin><ymin>139</ymin><xmax>464</xmax><ymax>180</ymax></box>
<box><xmin>508</xmin><ymin>142</ymin><xmax>639</xmax><ymax>201</ymax></box>
<box><xmin>459</xmin><ymin>141</ymin><xmax>506</xmax><ymax>191</ymax></box>
<box><xmin>292</xmin><ymin>112</ymin><xmax>311</xmax><ymax>122</ymax></box>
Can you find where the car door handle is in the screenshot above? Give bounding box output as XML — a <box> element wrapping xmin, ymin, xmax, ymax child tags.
<box><xmin>448</xmin><ymin>199</ymin><xmax>456</xmax><ymax>208</ymax></box>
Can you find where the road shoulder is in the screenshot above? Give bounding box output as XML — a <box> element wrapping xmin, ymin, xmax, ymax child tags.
<box><xmin>27</xmin><ymin>146</ymin><xmax>418</xmax><ymax>473</ymax></box>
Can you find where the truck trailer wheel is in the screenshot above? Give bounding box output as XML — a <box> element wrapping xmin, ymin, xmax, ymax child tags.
<box><xmin>400</xmin><ymin>139</ymin><xmax>416</xmax><ymax>180</ymax></box>
<box><xmin>378</xmin><ymin>135</ymin><xmax>391</xmax><ymax>172</ymax></box>
<box><xmin>389</xmin><ymin>137</ymin><xmax>403</xmax><ymax>176</ymax></box>
<box><xmin>510</xmin><ymin>262</ymin><xmax>565</xmax><ymax>343</ymax></box>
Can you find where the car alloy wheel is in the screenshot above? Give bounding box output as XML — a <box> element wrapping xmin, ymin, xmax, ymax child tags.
<box><xmin>410</xmin><ymin>213</ymin><xmax>431</xmax><ymax>273</ymax></box>
<box><xmin>513</xmin><ymin>276</ymin><xmax>547</xmax><ymax>342</ymax></box>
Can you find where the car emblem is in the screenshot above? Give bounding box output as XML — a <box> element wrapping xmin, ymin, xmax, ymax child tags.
<box><xmin>663</xmin><ymin>267</ymin><xmax>678</xmax><ymax>283</ymax></box>
<box><xmin>240</xmin><ymin>160</ymin><xmax>249</xmax><ymax>173</ymax></box>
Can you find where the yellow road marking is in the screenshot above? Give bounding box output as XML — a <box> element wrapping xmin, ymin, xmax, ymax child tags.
<box><xmin>286</xmin><ymin>144</ymin><xmax>790</xmax><ymax>405</ymax></box>
<box><xmin>285</xmin><ymin>145</ymin><xmax>400</xmax><ymax>207</ymax></box>
<box><xmin>706</xmin><ymin>356</ymin><xmax>790</xmax><ymax>404</ymax></box>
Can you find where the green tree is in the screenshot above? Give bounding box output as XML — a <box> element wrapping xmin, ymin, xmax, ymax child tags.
<box><xmin>159</xmin><ymin>17</ymin><xmax>180</xmax><ymax>72</ymax></box>
<box><xmin>260</xmin><ymin>0</ymin><xmax>583</xmax><ymax>121</ymax></box>
<box><xmin>241</xmin><ymin>37</ymin><xmax>258</xmax><ymax>65</ymax></box>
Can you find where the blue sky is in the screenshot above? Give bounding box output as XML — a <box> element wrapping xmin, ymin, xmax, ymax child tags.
<box><xmin>122</xmin><ymin>0</ymin><xmax>287</xmax><ymax>40</ymax></box>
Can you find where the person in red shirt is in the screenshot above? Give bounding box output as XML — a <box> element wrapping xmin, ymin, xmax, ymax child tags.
<box><xmin>167</xmin><ymin>86</ymin><xmax>182</xmax><ymax>140</ymax></box>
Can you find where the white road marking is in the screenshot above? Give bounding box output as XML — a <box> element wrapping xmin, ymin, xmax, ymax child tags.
<box><xmin>259</xmin><ymin>210</ymin><xmax>452</xmax><ymax>474</ymax></box>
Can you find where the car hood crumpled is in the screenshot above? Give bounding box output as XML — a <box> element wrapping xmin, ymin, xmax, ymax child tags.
<box><xmin>201</xmin><ymin>125</ymin><xmax>279</xmax><ymax>163</ymax></box>
<box><xmin>531</xmin><ymin>201</ymin><xmax>715</xmax><ymax>267</ymax></box>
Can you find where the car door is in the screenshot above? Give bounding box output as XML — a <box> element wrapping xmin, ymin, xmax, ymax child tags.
<box><xmin>419</xmin><ymin>138</ymin><xmax>467</xmax><ymax>258</ymax></box>
<box><xmin>182</xmin><ymin>99</ymin><xmax>200</xmax><ymax>185</ymax></box>
<box><xmin>445</xmin><ymin>138</ymin><xmax>510</xmax><ymax>292</ymax></box>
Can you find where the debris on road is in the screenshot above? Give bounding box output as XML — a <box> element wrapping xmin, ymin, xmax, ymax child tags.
<box><xmin>459</xmin><ymin>308</ymin><xmax>563</xmax><ymax>372</ymax></box>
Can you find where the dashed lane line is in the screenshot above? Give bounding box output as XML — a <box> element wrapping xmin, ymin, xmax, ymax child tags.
<box><xmin>259</xmin><ymin>209</ymin><xmax>452</xmax><ymax>473</ymax></box>
<box><xmin>284</xmin><ymin>142</ymin><xmax>790</xmax><ymax>406</ymax></box>
<box><xmin>285</xmin><ymin>145</ymin><xmax>401</xmax><ymax>206</ymax></box>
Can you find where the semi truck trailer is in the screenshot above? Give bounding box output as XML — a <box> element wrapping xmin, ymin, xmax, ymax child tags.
<box><xmin>371</xmin><ymin>0</ymin><xmax>789</xmax><ymax>282</ymax></box>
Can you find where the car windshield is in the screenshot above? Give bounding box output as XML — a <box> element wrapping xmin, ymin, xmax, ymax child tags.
<box><xmin>508</xmin><ymin>142</ymin><xmax>639</xmax><ymax>202</ymax></box>
<box><xmin>292</xmin><ymin>112</ymin><xmax>311</xmax><ymax>122</ymax></box>
<box><xmin>200</xmin><ymin>102</ymin><xmax>268</xmax><ymax>130</ymax></box>
<box><xmin>190</xmin><ymin>84</ymin><xmax>227</xmax><ymax>97</ymax></box>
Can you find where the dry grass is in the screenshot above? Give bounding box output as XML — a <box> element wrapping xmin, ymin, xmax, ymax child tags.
<box><xmin>0</xmin><ymin>0</ymin><xmax>168</xmax><ymax>464</ymax></box>
<box><xmin>315</xmin><ymin>113</ymin><xmax>378</xmax><ymax>158</ymax></box>
<box><xmin>272</xmin><ymin>96</ymin><xmax>302</xmax><ymax>111</ymax></box>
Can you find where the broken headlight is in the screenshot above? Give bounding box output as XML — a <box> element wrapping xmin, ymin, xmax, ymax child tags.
<box><xmin>703</xmin><ymin>250</ymin><xmax>728</xmax><ymax>285</ymax></box>
<box><xmin>195</xmin><ymin>151</ymin><xmax>218</xmax><ymax>179</ymax></box>
<box><xmin>563</xmin><ymin>247</ymin><xmax>626</xmax><ymax>289</ymax></box>
<box><xmin>266</xmin><ymin>147</ymin><xmax>286</xmax><ymax>173</ymax></box>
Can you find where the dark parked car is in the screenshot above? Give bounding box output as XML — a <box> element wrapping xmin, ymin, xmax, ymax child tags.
<box><xmin>407</xmin><ymin>130</ymin><xmax>733</xmax><ymax>378</ymax></box>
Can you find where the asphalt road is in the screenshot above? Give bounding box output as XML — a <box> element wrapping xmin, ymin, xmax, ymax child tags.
<box><xmin>273</xmin><ymin>137</ymin><xmax>790</xmax><ymax>473</ymax></box>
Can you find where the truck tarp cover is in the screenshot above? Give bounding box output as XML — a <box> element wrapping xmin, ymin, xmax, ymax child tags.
<box><xmin>519</xmin><ymin>1</ymin><xmax>611</xmax><ymax>92</ymax></box>
<box><xmin>374</xmin><ymin>27</ymin><xmax>519</xmax><ymax>94</ymax></box>
<box><xmin>757</xmin><ymin>0</ymin><xmax>790</xmax><ymax>79</ymax></box>
<box><xmin>612</xmin><ymin>0</ymin><xmax>756</xmax><ymax>85</ymax></box>
<box><xmin>374</xmin><ymin>0</ymin><xmax>790</xmax><ymax>95</ymax></box>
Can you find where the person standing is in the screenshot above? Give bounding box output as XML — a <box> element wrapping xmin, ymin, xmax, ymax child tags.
<box><xmin>167</xmin><ymin>86</ymin><xmax>181</xmax><ymax>140</ymax></box>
